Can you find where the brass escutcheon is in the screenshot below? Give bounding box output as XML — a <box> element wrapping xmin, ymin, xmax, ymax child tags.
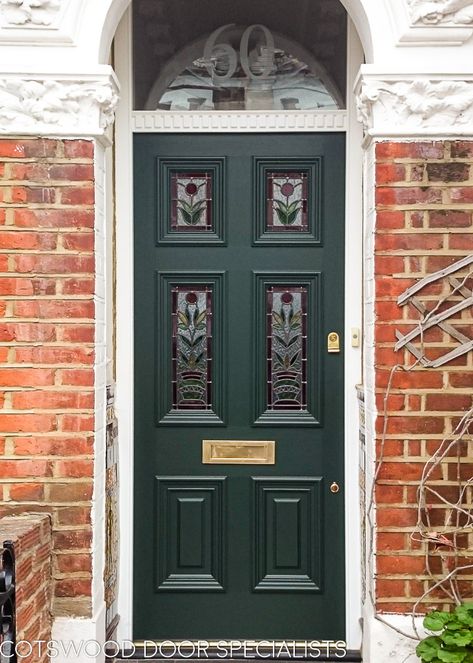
<box><xmin>327</xmin><ymin>332</ymin><xmax>340</xmax><ymax>353</ymax></box>
<box><xmin>330</xmin><ymin>482</ymin><xmax>340</xmax><ymax>494</ymax></box>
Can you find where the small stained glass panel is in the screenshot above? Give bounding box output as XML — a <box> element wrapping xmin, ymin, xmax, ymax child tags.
<box><xmin>267</xmin><ymin>286</ymin><xmax>308</xmax><ymax>411</ymax></box>
<box><xmin>266</xmin><ymin>172</ymin><xmax>309</xmax><ymax>233</ymax></box>
<box><xmin>172</xmin><ymin>285</ymin><xmax>213</xmax><ymax>410</ymax></box>
<box><xmin>171</xmin><ymin>172</ymin><xmax>213</xmax><ymax>232</ymax></box>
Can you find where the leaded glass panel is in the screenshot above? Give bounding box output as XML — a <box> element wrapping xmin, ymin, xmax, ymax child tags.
<box><xmin>171</xmin><ymin>172</ymin><xmax>213</xmax><ymax>232</ymax></box>
<box><xmin>266</xmin><ymin>172</ymin><xmax>308</xmax><ymax>232</ymax></box>
<box><xmin>266</xmin><ymin>286</ymin><xmax>308</xmax><ymax>410</ymax></box>
<box><xmin>171</xmin><ymin>285</ymin><xmax>213</xmax><ymax>410</ymax></box>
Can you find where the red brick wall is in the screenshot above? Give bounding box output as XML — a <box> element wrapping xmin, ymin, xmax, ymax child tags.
<box><xmin>1</xmin><ymin>514</ymin><xmax>52</xmax><ymax>662</ymax></box>
<box><xmin>0</xmin><ymin>139</ymin><xmax>95</xmax><ymax>618</ymax></box>
<box><xmin>374</xmin><ymin>141</ymin><xmax>473</xmax><ymax>613</ymax></box>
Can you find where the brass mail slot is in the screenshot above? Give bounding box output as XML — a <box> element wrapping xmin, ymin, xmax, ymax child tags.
<box><xmin>202</xmin><ymin>440</ymin><xmax>275</xmax><ymax>465</ymax></box>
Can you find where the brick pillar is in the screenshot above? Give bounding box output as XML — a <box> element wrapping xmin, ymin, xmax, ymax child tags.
<box><xmin>374</xmin><ymin>141</ymin><xmax>473</xmax><ymax>613</ymax></box>
<box><xmin>1</xmin><ymin>513</ymin><xmax>53</xmax><ymax>662</ymax></box>
<box><xmin>0</xmin><ymin>139</ymin><xmax>95</xmax><ymax>618</ymax></box>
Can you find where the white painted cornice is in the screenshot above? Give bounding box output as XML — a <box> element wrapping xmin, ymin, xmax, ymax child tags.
<box><xmin>132</xmin><ymin>110</ymin><xmax>348</xmax><ymax>133</ymax></box>
<box><xmin>387</xmin><ymin>0</ymin><xmax>473</xmax><ymax>45</ymax></box>
<box><xmin>0</xmin><ymin>69</ymin><xmax>119</xmax><ymax>137</ymax></box>
<box><xmin>356</xmin><ymin>70</ymin><xmax>473</xmax><ymax>138</ymax></box>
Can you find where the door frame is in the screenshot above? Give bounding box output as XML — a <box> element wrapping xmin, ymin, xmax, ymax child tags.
<box><xmin>114</xmin><ymin>7</ymin><xmax>364</xmax><ymax>649</ymax></box>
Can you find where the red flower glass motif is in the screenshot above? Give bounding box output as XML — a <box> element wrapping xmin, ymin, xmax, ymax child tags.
<box><xmin>281</xmin><ymin>292</ymin><xmax>294</xmax><ymax>304</ymax></box>
<box><xmin>185</xmin><ymin>182</ymin><xmax>198</xmax><ymax>195</ymax></box>
<box><xmin>171</xmin><ymin>172</ymin><xmax>213</xmax><ymax>233</ymax></box>
<box><xmin>186</xmin><ymin>292</ymin><xmax>198</xmax><ymax>304</ymax></box>
<box><xmin>266</xmin><ymin>171</ymin><xmax>309</xmax><ymax>232</ymax></box>
<box><xmin>281</xmin><ymin>182</ymin><xmax>295</xmax><ymax>197</ymax></box>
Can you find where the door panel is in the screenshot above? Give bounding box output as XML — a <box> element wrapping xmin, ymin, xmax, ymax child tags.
<box><xmin>253</xmin><ymin>477</ymin><xmax>323</xmax><ymax>592</ymax></box>
<box><xmin>155</xmin><ymin>477</ymin><xmax>226</xmax><ymax>592</ymax></box>
<box><xmin>134</xmin><ymin>133</ymin><xmax>345</xmax><ymax>640</ymax></box>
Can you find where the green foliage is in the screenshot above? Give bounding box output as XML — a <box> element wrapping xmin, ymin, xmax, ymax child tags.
<box><xmin>177</xmin><ymin>199</ymin><xmax>207</xmax><ymax>225</ymax></box>
<box><xmin>417</xmin><ymin>605</ymin><xmax>473</xmax><ymax>663</ymax></box>
<box><xmin>274</xmin><ymin>200</ymin><xmax>301</xmax><ymax>225</ymax></box>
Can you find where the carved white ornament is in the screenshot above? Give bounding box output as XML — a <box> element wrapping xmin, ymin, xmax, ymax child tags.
<box><xmin>0</xmin><ymin>77</ymin><xmax>119</xmax><ymax>135</ymax></box>
<box><xmin>407</xmin><ymin>0</ymin><xmax>473</xmax><ymax>24</ymax></box>
<box><xmin>357</xmin><ymin>78</ymin><xmax>473</xmax><ymax>136</ymax></box>
<box><xmin>0</xmin><ymin>0</ymin><xmax>61</xmax><ymax>26</ymax></box>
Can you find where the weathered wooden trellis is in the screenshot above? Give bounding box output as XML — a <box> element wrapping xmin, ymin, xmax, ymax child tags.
<box><xmin>395</xmin><ymin>254</ymin><xmax>473</xmax><ymax>368</ymax></box>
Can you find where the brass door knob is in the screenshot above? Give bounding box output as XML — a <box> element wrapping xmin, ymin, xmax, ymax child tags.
<box><xmin>330</xmin><ymin>482</ymin><xmax>340</xmax><ymax>494</ymax></box>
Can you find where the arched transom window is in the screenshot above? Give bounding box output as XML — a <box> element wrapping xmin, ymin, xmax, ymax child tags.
<box><xmin>132</xmin><ymin>0</ymin><xmax>348</xmax><ymax>111</ymax></box>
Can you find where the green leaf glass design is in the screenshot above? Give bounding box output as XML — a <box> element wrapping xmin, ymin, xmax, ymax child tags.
<box><xmin>267</xmin><ymin>286</ymin><xmax>307</xmax><ymax>410</ymax></box>
<box><xmin>172</xmin><ymin>286</ymin><xmax>212</xmax><ymax>409</ymax></box>
<box><xmin>266</xmin><ymin>172</ymin><xmax>309</xmax><ymax>232</ymax></box>
<box><xmin>171</xmin><ymin>173</ymin><xmax>213</xmax><ymax>232</ymax></box>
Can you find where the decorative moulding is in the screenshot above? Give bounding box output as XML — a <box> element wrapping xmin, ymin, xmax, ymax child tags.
<box><xmin>389</xmin><ymin>0</ymin><xmax>473</xmax><ymax>44</ymax></box>
<box><xmin>132</xmin><ymin>110</ymin><xmax>348</xmax><ymax>133</ymax></box>
<box><xmin>356</xmin><ymin>72</ymin><xmax>473</xmax><ymax>138</ymax></box>
<box><xmin>0</xmin><ymin>0</ymin><xmax>62</xmax><ymax>27</ymax></box>
<box><xmin>407</xmin><ymin>0</ymin><xmax>473</xmax><ymax>25</ymax></box>
<box><xmin>0</xmin><ymin>73</ymin><xmax>119</xmax><ymax>137</ymax></box>
<box><xmin>0</xmin><ymin>0</ymin><xmax>81</xmax><ymax>45</ymax></box>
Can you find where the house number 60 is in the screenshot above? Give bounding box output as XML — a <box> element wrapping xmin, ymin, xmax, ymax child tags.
<box><xmin>203</xmin><ymin>24</ymin><xmax>275</xmax><ymax>83</ymax></box>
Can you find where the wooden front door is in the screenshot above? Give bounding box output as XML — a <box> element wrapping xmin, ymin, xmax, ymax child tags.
<box><xmin>133</xmin><ymin>133</ymin><xmax>346</xmax><ymax>640</ymax></box>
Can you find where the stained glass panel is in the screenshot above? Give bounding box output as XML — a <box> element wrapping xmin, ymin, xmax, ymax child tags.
<box><xmin>266</xmin><ymin>286</ymin><xmax>308</xmax><ymax>410</ymax></box>
<box><xmin>171</xmin><ymin>172</ymin><xmax>213</xmax><ymax>232</ymax></box>
<box><xmin>266</xmin><ymin>172</ymin><xmax>309</xmax><ymax>233</ymax></box>
<box><xmin>171</xmin><ymin>285</ymin><xmax>213</xmax><ymax>410</ymax></box>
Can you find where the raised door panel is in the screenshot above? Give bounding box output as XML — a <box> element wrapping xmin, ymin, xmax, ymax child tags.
<box><xmin>155</xmin><ymin>477</ymin><xmax>227</xmax><ymax>592</ymax></box>
<box><xmin>252</xmin><ymin>477</ymin><xmax>323</xmax><ymax>592</ymax></box>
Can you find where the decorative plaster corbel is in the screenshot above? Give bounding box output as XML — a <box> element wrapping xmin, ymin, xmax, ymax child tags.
<box><xmin>0</xmin><ymin>0</ymin><xmax>62</xmax><ymax>27</ymax></box>
<box><xmin>356</xmin><ymin>76</ymin><xmax>473</xmax><ymax>137</ymax></box>
<box><xmin>407</xmin><ymin>0</ymin><xmax>473</xmax><ymax>25</ymax></box>
<box><xmin>392</xmin><ymin>0</ymin><xmax>473</xmax><ymax>44</ymax></box>
<box><xmin>0</xmin><ymin>76</ymin><xmax>119</xmax><ymax>136</ymax></box>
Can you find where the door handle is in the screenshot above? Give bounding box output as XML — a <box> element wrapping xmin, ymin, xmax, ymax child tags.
<box><xmin>330</xmin><ymin>482</ymin><xmax>341</xmax><ymax>494</ymax></box>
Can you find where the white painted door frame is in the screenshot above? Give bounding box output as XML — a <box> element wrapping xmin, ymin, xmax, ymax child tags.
<box><xmin>114</xmin><ymin>8</ymin><xmax>364</xmax><ymax>649</ymax></box>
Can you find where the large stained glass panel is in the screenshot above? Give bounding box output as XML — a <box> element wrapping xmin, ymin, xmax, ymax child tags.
<box><xmin>171</xmin><ymin>285</ymin><xmax>213</xmax><ymax>410</ymax></box>
<box><xmin>171</xmin><ymin>172</ymin><xmax>213</xmax><ymax>233</ymax></box>
<box><xmin>266</xmin><ymin>286</ymin><xmax>308</xmax><ymax>410</ymax></box>
<box><xmin>266</xmin><ymin>172</ymin><xmax>308</xmax><ymax>233</ymax></box>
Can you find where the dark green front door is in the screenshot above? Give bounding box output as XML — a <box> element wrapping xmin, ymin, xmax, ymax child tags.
<box><xmin>134</xmin><ymin>133</ymin><xmax>346</xmax><ymax>641</ymax></box>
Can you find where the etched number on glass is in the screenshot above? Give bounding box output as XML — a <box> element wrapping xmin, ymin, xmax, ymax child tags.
<box><xmin>266</xmin><ymin>172</ymin><xmax>308</xmax><ymax>233</ymax></box>
<box><xmin>172</xmin><ymin>285</ymin><xmax>213</xmax><ymax>410</ymax></box>
<box><xmin>171</xmin><ymin>172</ymin><xmax>213</xmax><ymax>232</ymax></box>
<box><xmin>267</xmin><ymin>286</ymin><xmax>308</xmax><ymax>410</ymax></box>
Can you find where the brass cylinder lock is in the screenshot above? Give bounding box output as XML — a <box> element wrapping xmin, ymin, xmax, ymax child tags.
<box><xmin>330</xmin><ymin>482</ymin><xmax>341</xmax><ymax>494</ymax></box>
